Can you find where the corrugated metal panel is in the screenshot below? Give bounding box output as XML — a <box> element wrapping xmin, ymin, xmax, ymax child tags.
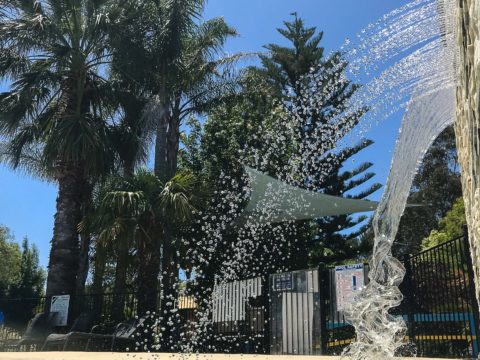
<box><xmin>212</xmin><ymin>276</ymin><xmax>262</xmax><ymax>324</ymax></box>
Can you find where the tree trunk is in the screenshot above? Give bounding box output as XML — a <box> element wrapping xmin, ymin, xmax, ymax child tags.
<box><xmin>158</xmin><ymin>115</ymin><xmax>182</xmax><ymax>351</ymax></box>
<box><xmin>112</xmin><ymin>161</ymin><xmax>136</xmax><ymax>322</ymax></box>
<box><xmin>166</xmin><ymin>116</ymin><xmax>181</xmax><ymax>180</ymax></box>
<box><xmin>75</xmin><ymin>181</ymin><xmax>94</xmax><ymax>311</ymax></box>
<box><xmin>91</xmin><ymin>239</ymin><xmax>107</xmax><ymax>320</ymax></box>
<box><xmin>73</xmin><ymin>232</ymin><xmax>91</xmax><ymax>320</ymax></box>
<box><xmin>159</xmin><ymin>238</ymin><xmax>180</xmax><ymax>351</ymax></box>
<box><xmin>137</xmin><ymin>230</ymin><xmax>161</xmax><ymax>316</ymax></box>
<box><xmin>112</xmin><ymin>230</ymin><xmax>131</xmax><ymax>322</ymax></box>
<box><xmin>46</xmin><ymin>166</ymin><xmax>83</xmax><ymax>299</ymax></box>
<box><xmin>75</xmin><ymin>234</ymin><xmax>91</xmax><ymax>297</ymax></box>
<box><xmin>154</xmin><ymin>94</ymin><xmax>170</xmax><ymax>181</ymax></box>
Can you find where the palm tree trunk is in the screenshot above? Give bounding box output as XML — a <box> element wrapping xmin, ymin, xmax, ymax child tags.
<box><xmin>73</xmin><ymin>232</ymin><xmax>91</xmax><ymax>319</ymax></box>
<box><xmin>46</xmin><ymin>166</ymin><xmax>83</xmax><ymax>300</ymax></box>
<box><xmin>45</xmin><ymin>166</ymin><xmax>83</xmax><ymax>329</ymax></box>
<box><xmin>159</xmin><ymin>237</ymin><xmax>180</xmax><ymax>351</ymax></box>
<box><xmin>137</xmin><ymin>229</ymin><xmax>161</xmax><ymax>351</ymax></box>
<box><xmin>155</xmin><ymin>114</ymin><xmax>182</xmax><ymax>350</ymax></box>
<box><xmin>137</xmin><ymin>231</ymin><xmax>161</xmax><ymax>316</ymax></box>
<box><xmin>166</xmin><ymin>116</ymin><xmax>181</xmax><ymax>180</ymax></box>
<box><xmin>112</xmin><ymin>230</ymin><xmax>131</xmax><ymax>322</ymax></box>
<box><xmin>136</xmin><ymin>230</ymin><xmax>159</xmax><ymax>350</ymax></box>
<box><xmin>91</xmin><ymin>239</ymin><xmax>107</xmax><ymax>321</ymax></box>
<box><xmin>154</xmin><ymin>94</ymin><xmax>170</xmax><ymax>181</ymax></box>
<box><xmin>75</xmin><ymin>181</ymin><xmax>94</xmax><ymax>312</ymax></box>
<box><xmin>152</xmin><ymin>91</ymin><xmax>183</xmax><ymax>351</ymax></box>
<box><xmin>112</xmin><ymin>161</ymin><xmax>136</xmax><ymax>322</ymax></box>
<box><xmin>75</xmin><ymin>234</ymin><xmax>91</xmax><ymax>297</ymax></box>
<box><xmin>152</xmin><ymin>97</ymin><xmax>177</xmax><ymax>350</ymax></box>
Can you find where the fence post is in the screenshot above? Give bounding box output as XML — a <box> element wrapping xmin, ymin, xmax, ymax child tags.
<box><xmin>261</xmin><ymin>275</ymin><xmax>270</xmax><ymax>354</ymax></box>
<box><xmin>403</xmin><ymin>254</ymin><xmax>415</xmax><ymax>345</ymax></box>
<box><xmin>318</xmin><ymin>264</ymin><xmax>328</xmax><ymax>355</ymax></box>
<box><xmin>461</xmin><ymin>226</ymin><xmax>480</xmax><ymax>357</ymax></box>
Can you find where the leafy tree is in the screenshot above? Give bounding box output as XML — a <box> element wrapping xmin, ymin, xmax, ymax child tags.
<box><xmin>0</xmin><ymin>225</ymin><xmax>21</xmax><ymax>298</ymax></box>
<box><xmin>254</xmin><ymin>14</ymin><xmax>376</xmax><ymax>269</ymax></box>
<box><xmin>421</xmin><ymin>197</ymin><xmax>466</xmax><ymax>250</ymax></box>
<box><xmin>178</xmin><ymin>72</ymin><xmax>279</xmax><ymax>299</ymax></box>
<box><xmin>88</xmin><ymin>86</ymin><xmax>154</xmax><ymax>320</ymax></box>
<box><xmin>394</xmin><ymin>126</ymin><xmax>461</xmax><ymax>257</ymax></box>
<box><xmin>259</xmin><ymin>13</ymin><xmax>324</xmax><ymax>98</ymax></box>
<box><xmin>259</xmin><ymin>15</ymin><xmax>375</xmax><ymax>265</ymax></box>
<box><xmin>9</xmin><ymin>237</ymin><xmax>45</xmax><ymax>299</ymax></box>
<box><xmin>0</xmin><ymin>227</ymin><xmax>45</xmax><ymax>329</ymax></box>
<box><xmin>110</xmin><ymin>0</ymin><xmax>239</xmax><ymax>180</ymax></box>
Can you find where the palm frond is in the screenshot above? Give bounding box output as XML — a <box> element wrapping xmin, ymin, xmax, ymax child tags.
<box><xmin>158</xmin><ymin>171</ymin><xmax>197</xmax><ymax>221</ymax></box>
<box><xmin>102</xmin><ymin>190</ymin><xmax>146</xmax><ymax>216</ymax></box>
<box><xmin>0</xmin><ymin>140</ymin><xmax>53</xmax><ymax>181</ymax></box>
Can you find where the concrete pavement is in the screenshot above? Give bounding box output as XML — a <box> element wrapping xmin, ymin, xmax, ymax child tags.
<box><xmin>0</xmin><ymin>353</ymin><xmax>456</xmax><ymax>360</ymax></box>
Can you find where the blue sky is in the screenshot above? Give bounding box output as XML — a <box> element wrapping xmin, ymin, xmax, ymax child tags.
<box><xmin>0</xmin><ymin>0</ymin><xmax>408</xmax><ymax>269</ymax></box>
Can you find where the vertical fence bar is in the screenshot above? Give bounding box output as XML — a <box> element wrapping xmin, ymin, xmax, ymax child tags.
<box><xmin>318</xmin><ymin>265</ymin><xmax>327</xmax><ymax>355</ymax></box>
<box><xmin>411</xmin><ymin>255</ymin><xmax>423</xmax><ymax>354</ymax></box>
<box><xmin>403</xmin><ymin>254</ymin><xmax>415</xmax><ymax>344</ymax></box>
<box><xmin>258</xmin><ymin>279</ymin><xmax>265</xmax><ymax>353</ymax></box>
<box><xmin>457</xmin><ymin>233</ymin><xmax>470</xmax><ymax>356</ymax></box>
<box><xmin>462</xmin><ymin>227</ymin><xmax>480</xmax><ymax>357</ymax></box>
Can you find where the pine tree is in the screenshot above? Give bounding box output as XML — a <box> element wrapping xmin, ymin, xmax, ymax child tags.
<box><xmin>181</xmin><ymin>15</ymin><xmax>381</xmax><ymax>281</ymax></box>
<box><xmin>310</xmin><ymin>140</ymin><xmax>381</xmax><ymax>265</ymax></box>
<box><xmin>258</xmin><ymin>14</ymin><xmax>379</xmax><ymax>266</ymax></box>
<box><xmin>259</xmin><ymin>13</ymin><xmax>324</xmax><ymax>97</ymax></box>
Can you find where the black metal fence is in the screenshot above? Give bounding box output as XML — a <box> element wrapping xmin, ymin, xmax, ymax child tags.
<box><xmin>0</xmin><ymin>297</ymin><xmax>47</xmax><ymax>331</ymax></box>
<box><xmin>0</xmin><ymin>291</ymin><xmax>196</xmax><ymax>341</ymax></box>
<box><xmin>0</xmin><ymin>293</ymin><xmax>134</xmax><ymax>332</ymax></box>
<box><xmin>224</xmin><ymin>233</ymin><xmax>479</xmax><ymax>358</ymax></box>
<box><xmin>400</xmin><ymin>233</ymin><xmax>480</xmax><ymax>358</ymax></box>
<box><xmin>319</xmin><ymin>233</ymin><xmax>480</xmax><ymax>358</ymax></box>
<box><xmin>0</xmin><ymin>234</ymin><xmax>478</xmax><ymax>357</ymax></box>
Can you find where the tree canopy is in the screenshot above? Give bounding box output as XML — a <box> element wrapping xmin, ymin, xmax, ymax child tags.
<box><xmin>394</xmin><ymin>126</ymin><xmax>461</xmax><ymax>257</ymax></box>
<box><xmin>421</xmin><ymin>197</ymin><xmax>466</xmax><ymax>250</ymax></box>
<box><xmin>0</xmin><ymin>226</ymin><xmax>21</xmax><ymax>298</ymax></box>
<box><xmin>0</xmin><ymin>225</ymin><xmax>45</xmax><ymax>299</ymax></box>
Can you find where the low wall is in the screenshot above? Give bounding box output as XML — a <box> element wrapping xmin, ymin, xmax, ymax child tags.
<box><xmin>0</xmin><ymin>353</ymin><xmax>455</xmax><ymax>360</ymax></box>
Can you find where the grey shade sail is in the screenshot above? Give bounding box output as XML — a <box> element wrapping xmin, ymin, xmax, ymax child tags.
<box><xmin>236</xmin><ymin>166</ymin><xmax>378</xmax><ymax>225</ymax></box>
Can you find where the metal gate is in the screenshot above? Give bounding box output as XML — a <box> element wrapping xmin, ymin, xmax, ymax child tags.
<box><xmin>269</xmin><ymin>269</ymin><xmax>323</xmax><ymax>355</ymax></box>
<box><xmin>211</xmin><ymin>276</ymin><xmax>267</xmax><ymax>353</ymax></box>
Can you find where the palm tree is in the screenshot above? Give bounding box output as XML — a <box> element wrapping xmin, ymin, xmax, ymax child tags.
<box><xmin>110</xmin><ymin>2</ymin><xmax>239</xmax><ymax>345</ymax></box>
<box><xmin>0</xmin><ymin>0</ymin><xmax>121</xmax><ymax>299</ymax></box>
<box><xmin>87</xmin><ymin>169</ymin><xmax>198</xmax><ymax>318</ymax></box>
<box><xmin>112</xmin><ymin>0</ymin><xmax>239</xmax><ymax>180</ymax></box>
